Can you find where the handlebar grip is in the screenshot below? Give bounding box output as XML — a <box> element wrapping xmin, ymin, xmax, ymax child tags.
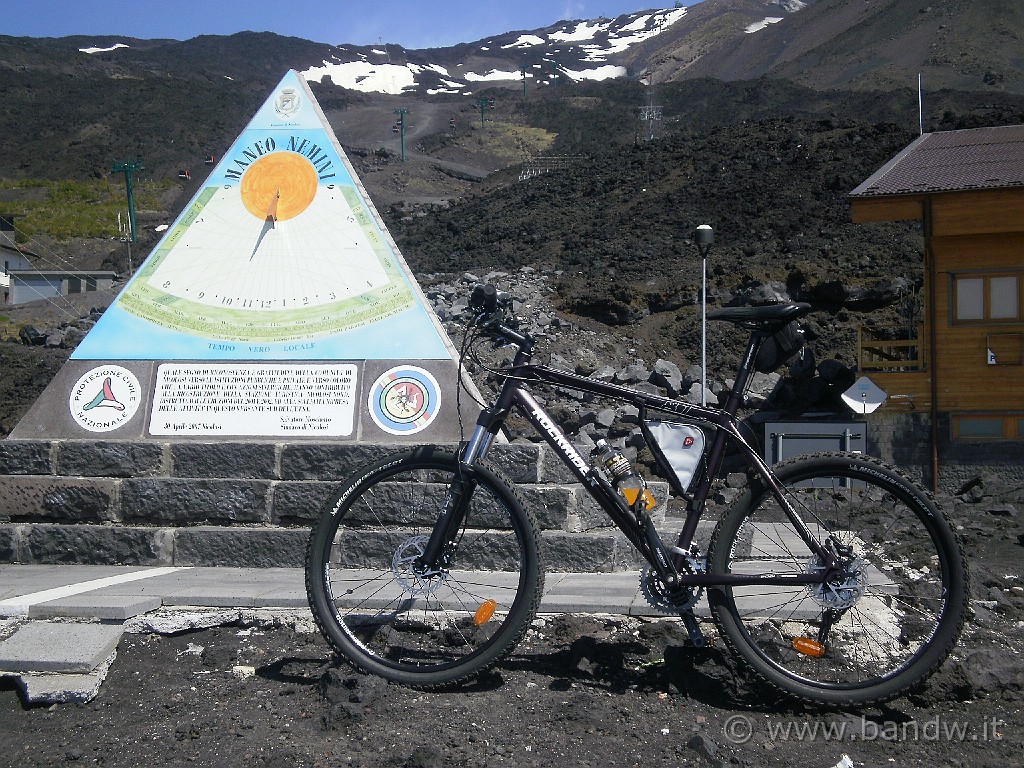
<box><xmin>470</xmin><ymin>283</ymin><xmax>498</xmax><ymax>313</ymax></box>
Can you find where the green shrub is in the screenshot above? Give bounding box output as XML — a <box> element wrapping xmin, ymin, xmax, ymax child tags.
<box><xmin>1</xmin><ymin>178</ymin><xmax>169</xmax><ymax>241</ymax></box>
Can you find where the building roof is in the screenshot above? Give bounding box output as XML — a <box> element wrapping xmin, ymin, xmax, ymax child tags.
<box><xmin>850</xmin><ymin>124</ymin><xmax>1024</xmax><ymax>198</ymax></box>
<box><xmin>9</xmin><ymin>270</ymin><xmax>117</xmax><ymax>278</ymax></box>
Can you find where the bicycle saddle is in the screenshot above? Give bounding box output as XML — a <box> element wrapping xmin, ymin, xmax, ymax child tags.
<box><xmin>707</xmin><ymin>302</ymin><xmax>812</xmax><ymax>330</ymax></box>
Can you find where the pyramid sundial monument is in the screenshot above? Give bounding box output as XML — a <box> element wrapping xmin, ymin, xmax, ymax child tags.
<box><xmin>13</xmin><ymin>71</ymin><xmax>477</xmax><ymax>441</ymax></box>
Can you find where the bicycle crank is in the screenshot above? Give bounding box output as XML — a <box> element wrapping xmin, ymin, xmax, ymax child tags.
<box><xmin>640</xmin><ymin>566</ymin><xmax>703</xmax><ymax>613</ymax></box>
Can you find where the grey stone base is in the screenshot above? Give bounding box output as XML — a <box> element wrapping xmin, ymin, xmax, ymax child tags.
<box><xmin>0</xmin><ymin>520</ymin><xmax>715</xmax><ymax>572</ymax></box>
<box><xmin>0</xmin><ymin>439</ymin><xmax>718</xmax><ymax>572</ymax></box>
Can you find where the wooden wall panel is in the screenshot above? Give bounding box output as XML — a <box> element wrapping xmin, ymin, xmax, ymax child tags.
<box><xmin>931</xmin><ymin>189</ymin><xmax>1024</xmax><ymax>237</ymax></box>
<box><xmin>850</xmin><ymin>196</ymin><xmax>923</xmax><ymax>223</ymax></box>
<box><xmin>929</xmin><ymin>234</ymin><xmax>1023</xmax><ymax>411</ymax></box>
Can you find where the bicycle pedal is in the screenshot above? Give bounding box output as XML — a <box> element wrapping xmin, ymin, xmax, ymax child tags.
<box><xmin>679</xmin><ymin>609</ymin><xmax>708</xmax><ymax>648</ymax></box>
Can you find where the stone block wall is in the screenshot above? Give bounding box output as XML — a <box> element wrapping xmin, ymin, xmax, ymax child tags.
<box><xmin>0</xmin><ymin>439</ymin><xmax>676</xmax><ymax>571</ymax></box>
<box><xmin>865</xmin><ymin>411</ymin><xmax>1024</xmax><ymax>493</ymax></box>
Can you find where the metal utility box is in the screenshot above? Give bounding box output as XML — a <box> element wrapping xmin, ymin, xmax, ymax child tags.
<box><xmin>764</xmin><ymin>421</ymin><xmax>865</xmax><ymax>465</ymax></box>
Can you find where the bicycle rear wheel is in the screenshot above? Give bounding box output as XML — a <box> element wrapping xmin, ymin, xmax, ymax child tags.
<box><xmin>707</xmin><ymin>452</ymin><xmax>967</xmax><ymax>706</ymax></box>
<box><xmin>305</xmin><ymin>446</ymin><xmax>543</xmax><ymax>688</ymax></box>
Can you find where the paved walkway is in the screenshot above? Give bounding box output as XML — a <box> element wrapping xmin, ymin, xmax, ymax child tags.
<box><xmin>0</xmin><ymin>564</ymin><xmax>691</xmax><ymax>705</ymax></box>
<box><xmin>0</xmin><ymin>564</ymin><xmax>665</xmax><ymax>619</ymax></box>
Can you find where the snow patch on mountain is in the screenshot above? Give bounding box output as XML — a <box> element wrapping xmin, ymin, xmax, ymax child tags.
<box><xmin>303</xmin><ymin>61</ymin><xmax>416</xmax><ymax>94</ymax></box>
<box><xmin>745</xmin><ymin>17</ymin><xmax>784</xmax><ymax>34</ymax></box>
<box><xmin>302</xmin><ymin>7</ymin><xmax>687</xmax><ymax>95</ymax></box>
<box><xmin>79</xmin><ymin>43</ymin><xmax>129</xmax><ymax>54</ymax></box>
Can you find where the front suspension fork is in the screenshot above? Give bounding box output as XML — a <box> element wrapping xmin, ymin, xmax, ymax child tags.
<box><xmin>415</xmin><ymin>424</ymin><xmax>494</xmax><ymax>573</ymax></box>
<box><xmin>416</xmin><ymin>468</ymin><xmax>477</xmax><ymax>574</ymax></box>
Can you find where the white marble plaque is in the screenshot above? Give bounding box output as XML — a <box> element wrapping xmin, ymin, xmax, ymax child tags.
<box><xmin>150</xmin><ymin>363</ymin><xmax>357</xmax><ymax>436</ymax></box>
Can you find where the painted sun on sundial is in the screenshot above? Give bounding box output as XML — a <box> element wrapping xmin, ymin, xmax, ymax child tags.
<box><xmin>71</xmin><ymin>70</ymin><xmax>447</xmax><ymax>361</ymax></box>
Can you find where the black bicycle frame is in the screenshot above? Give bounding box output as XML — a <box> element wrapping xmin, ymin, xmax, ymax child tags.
<box><xmin>424</xmin><ymin>322</ymin><xmax>841</xmax><ymax>590</ymax></box>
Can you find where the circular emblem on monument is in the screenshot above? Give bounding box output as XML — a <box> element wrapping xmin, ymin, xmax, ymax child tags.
<box><xmin>68</xmin><ymin>366</ymin><xmax>142</xmax><ymax>433</ymax></box>
<box><xmin>274</xmin><ymin>87</ymin><xmax>302</xmax><ymax>118</ymax></box>
<box><xmin>368</xmin><ymin>366</ymin><xmax>440</xmax><ymax>435</ymax></box>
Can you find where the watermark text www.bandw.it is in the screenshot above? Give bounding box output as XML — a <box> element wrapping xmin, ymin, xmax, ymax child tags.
<box><xmin>723</xmin><ymin>714</ymin><xmax>1006</xmax><ymax>744</ymax></box>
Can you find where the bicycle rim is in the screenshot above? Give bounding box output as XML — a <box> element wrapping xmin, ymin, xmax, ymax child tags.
<box><xmin>306</xmin><ymin>449</ymin><xmax>543</xmax><ymax>687</ymax></box>
<box><xmin>708</xmin><ymin>453</ymin><xmax>966</xmax><ymax>705</ymax></box>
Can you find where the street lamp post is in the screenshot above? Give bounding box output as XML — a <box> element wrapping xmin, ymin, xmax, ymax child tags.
<box><xmin>695</xmin><ymin>224</ymin><xmax>714</xmax><ymax>407</ymax></box>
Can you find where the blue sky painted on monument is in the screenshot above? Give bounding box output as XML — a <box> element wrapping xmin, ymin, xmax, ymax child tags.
<box><xmin>1</xmin><ymin>1</ymin><xmax>700</xmax><ymax>49</ymax></box>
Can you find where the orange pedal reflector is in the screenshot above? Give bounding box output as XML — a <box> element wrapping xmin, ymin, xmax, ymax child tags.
<box><xmin>474</xmin><ymin>599</ymin><xmax>498</xmax><ymax>626</ymax></box>
<box><xmin>792</xmin><ymin>637</ymin><xmax>826</xmax><ymax>657</ymax></box>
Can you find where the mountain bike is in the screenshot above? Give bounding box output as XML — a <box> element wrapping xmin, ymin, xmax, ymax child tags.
<box><xmin>306</xmin><ymin>284</ymin><xmax>967</xmax><ymax>706</ymax></box>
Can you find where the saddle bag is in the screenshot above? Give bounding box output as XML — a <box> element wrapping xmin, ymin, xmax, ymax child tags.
<box><xmin>754</xmin><ymin>321</ymin><xmax>804</xmax><ymax>373</ymax></box>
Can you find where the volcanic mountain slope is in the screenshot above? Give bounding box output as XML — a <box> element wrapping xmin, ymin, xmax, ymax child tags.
<box><xmin>2</xmin><ymin>0</ymin><xmax>1023</xmax><ymax>181</ymax></box>
<box><xmin>642</xmin><ymin>0</ymin><xmax>1024</xmax><ymax>93</ymax></box>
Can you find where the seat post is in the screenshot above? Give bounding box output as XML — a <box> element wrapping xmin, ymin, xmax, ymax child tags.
<box><xmin>720</xmin><ymin>330</ymin><xmax>766</xmax><ymax>417</ymax></box>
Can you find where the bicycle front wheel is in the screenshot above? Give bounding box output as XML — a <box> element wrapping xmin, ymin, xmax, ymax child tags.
<box><xmin>305</xmin><ymin>446</ymin><xmax>544</xmax><ymax>688</ymax></box>
<box><xmin>707</xmin><ymin>452</ymin><xmax>967</xmax><ymax>706</ymax></box>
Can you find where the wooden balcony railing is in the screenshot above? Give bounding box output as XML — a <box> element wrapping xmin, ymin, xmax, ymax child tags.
<box><xmin>857</xmin><ymin>327</ymin><xmax>925</xmax><ymax>372</ymax></box>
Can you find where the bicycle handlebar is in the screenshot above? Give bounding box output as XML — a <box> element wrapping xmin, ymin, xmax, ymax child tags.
<box><xmin>468</xmin><ymin>284</ymin><xmax>532</xmax><ymax>351</ymax></box>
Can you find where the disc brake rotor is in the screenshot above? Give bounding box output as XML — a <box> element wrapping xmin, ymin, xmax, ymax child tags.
<box><xmin>392</xmin><ymin>534</ymin><xmax>446</xmax><ymax>598</ymax></box>
<box><xmin>806</xmin><ymin>555</ymin><xmax>868</xmax><ymax>611</ymax></box>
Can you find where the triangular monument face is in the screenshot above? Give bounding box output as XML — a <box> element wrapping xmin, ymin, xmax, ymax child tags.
<box><xmin>13</xmin><ymin>71</ymin><xmax>476</xmax><ymax>441</ymax></box>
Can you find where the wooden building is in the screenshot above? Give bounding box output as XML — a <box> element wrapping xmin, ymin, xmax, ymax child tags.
<box><xmin>849</xmin><ymin>125</ymin><xmax>1024</xmax><ymax>489</ymax></box>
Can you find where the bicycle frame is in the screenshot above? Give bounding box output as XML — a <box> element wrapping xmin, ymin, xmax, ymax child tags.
<box><xmin>421</xmin><ymin>319</ymin><xmax>842</xmax><ymax>593</ymax></box>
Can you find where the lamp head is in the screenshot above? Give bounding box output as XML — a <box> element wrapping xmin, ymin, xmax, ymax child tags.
<box><xmin>695</xmin><ymin>224</ymin><xmax>714</xmax><ymax>247</ymax></box>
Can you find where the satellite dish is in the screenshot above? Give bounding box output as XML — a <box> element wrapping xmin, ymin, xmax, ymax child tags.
<box><xmin>842</xmin><ymin>376</ymin><xmax>887</xmax><ymax>415</ymax></box>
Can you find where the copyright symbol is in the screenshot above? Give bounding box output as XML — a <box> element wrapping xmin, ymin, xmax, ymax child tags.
<box><xmin>723</xmin><ymin>714</ymin><xmax>753</xmax><ymax>744</ymax></box>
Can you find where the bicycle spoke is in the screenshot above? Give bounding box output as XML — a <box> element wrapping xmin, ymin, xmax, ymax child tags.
<box><xmin>709</xmin><ymin>454</ymin><xmax>965</xmax><ymax>705</ymax></box>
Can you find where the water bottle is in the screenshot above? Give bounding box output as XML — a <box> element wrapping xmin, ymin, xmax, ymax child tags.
<box><xmin>592</xmin><ymin>439</ymin><xmax>656</xmax><ymax>512</ymax></box>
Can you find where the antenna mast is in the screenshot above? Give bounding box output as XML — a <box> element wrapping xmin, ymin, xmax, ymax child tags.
<box><xmin>111</xmin><ymin>159</ymin><xmax>143</xmax><ymax>243</ymax></box>
<box><xmin>638</xmin><ymin>77</ymin><xmax>662</xmax><ymax>141</ymax></box>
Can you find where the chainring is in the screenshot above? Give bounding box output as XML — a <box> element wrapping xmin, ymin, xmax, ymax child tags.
<box><xmin>640</xmin><ymin>566</ymin><xmax>703</xmax><ymax>614</ymax></box>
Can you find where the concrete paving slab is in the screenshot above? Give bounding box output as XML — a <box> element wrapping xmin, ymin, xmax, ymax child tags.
<box><xmin>160</xmin><ymin>590</ymin><xmax>259</xmax><ymax>608</ymax></box>
<box><xmin>540</xmin><ymin>594</ymin><xmax>637</xmax><ymax>614</ymax></box>
<box><xmin>0</xmin><ymin>621</ymin><xmax>123</xmax><ymax>673</ymax></box>
<box><xmin>124</xmin><ymin>610</ymin><xmax>242</xmax><ymax>634</ymax></box>
<box><xmin>29</xmin><ymin>595</ymin><xmax>162</xmax><ymax>621</ymax></box>
<box><xmin>0</xmin><ymin>565</ymin><xmax>143</xmax><ymax>600</ymax></box>
<box><xmin>544</xmin><ymin>571</ymin><xmax>640</xmax><ymax>596</ymax></box>
<box><xmin>253</xmin><ymin>588</ymin><xmax>308</xmax><ymax>608</ymax></box>
<box><xmin>14</xmin><ymin>670</ymin><xmax>108</xmax><ymax>705</ymax></box>
<box><xmin>0</xmin><ymin>567</ymin><xmax>183</xmax><ymax>617</ymax></box>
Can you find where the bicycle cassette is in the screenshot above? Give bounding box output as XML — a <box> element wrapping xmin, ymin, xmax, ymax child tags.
<box><xmin>640</xmin><ymin>567</ymin><xmax>703</xmax><ymax>614</ymax></box>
